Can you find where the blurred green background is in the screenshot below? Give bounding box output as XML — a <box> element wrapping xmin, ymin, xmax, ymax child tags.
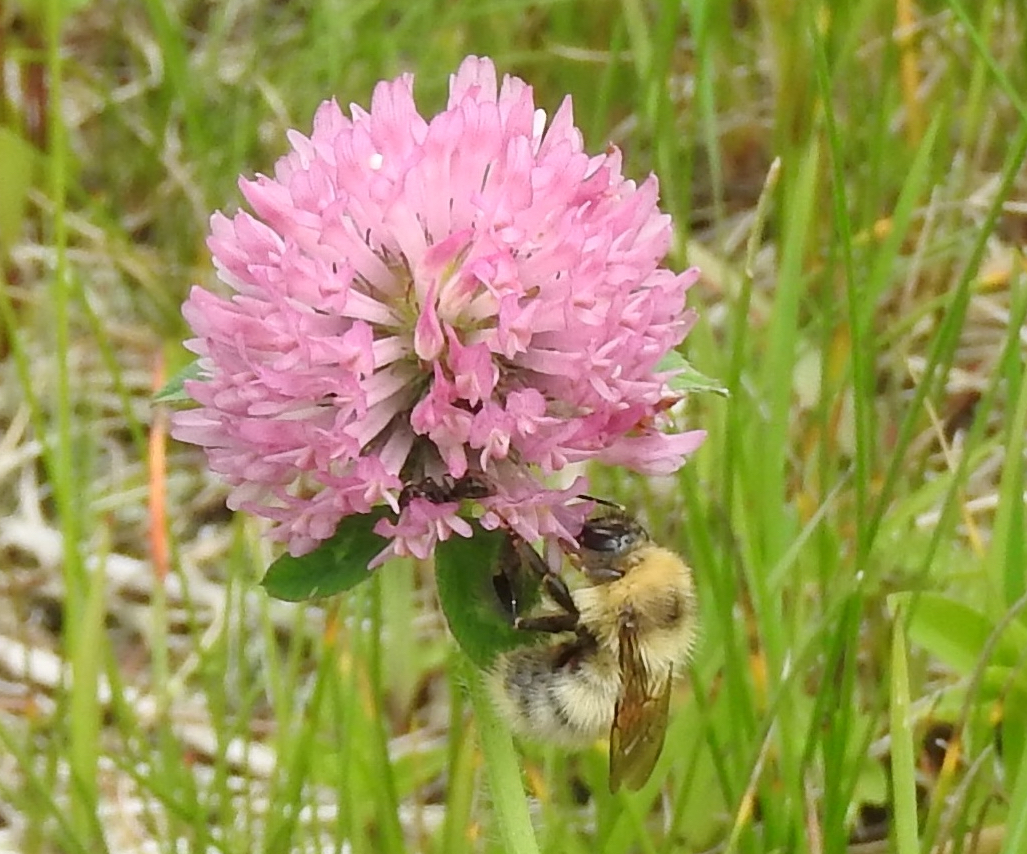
<box><xmin>1</xmin><ymin>1</ymin><xmax>1026</xmax><ymax>852</ymax></box>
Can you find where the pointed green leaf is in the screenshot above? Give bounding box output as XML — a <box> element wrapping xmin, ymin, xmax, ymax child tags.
<box><xmin>895</xmin><ymin>592</ymin><xmax>992</xmax><ymax>674</ymax></box>
<box><xmin>153</xmin><ymin>359</ymin><xmax>209</xmax><ymax>403</ymax></box>
<box><xmin>888</xmin><ymin>604</ymin><xmax>920</xmax><ymax>854</ymax></box>
<box><xmin>261</xmin><ymin>508</ymin><xmax>391</xmax><ymax>601</ymax></box>
<box><xmin>657</xmin><ymin>351</ymin><xmax>729</xmax><ymax>397</ymax></box>
<box><xmin>891</xmin><ymin>592</ymin><xmax>1027</xmax><ymax>674</ymax></box>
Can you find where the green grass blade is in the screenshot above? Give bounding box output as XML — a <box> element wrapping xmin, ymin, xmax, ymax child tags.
<box><xmin>889</xmin><ymin>605</ymin><xmax>920</xmax><ymax>854</ymax></box>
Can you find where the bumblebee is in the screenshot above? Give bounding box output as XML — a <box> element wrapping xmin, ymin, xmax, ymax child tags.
<box><xmin>489</xmin><ymin>509</ymin><xmax>698</xmax><ymax>792</ymax></box>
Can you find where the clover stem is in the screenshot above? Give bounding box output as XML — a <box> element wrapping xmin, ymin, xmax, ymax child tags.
<box><xmin>460</xmin><ymin>655</ymin><xmax>540</xmax><ymax>854</ymax></box>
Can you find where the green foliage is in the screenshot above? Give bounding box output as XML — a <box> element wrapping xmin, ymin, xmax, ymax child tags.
<box><xmin>898</xmin><ymin>592</ymin><xmax>1027</xmax><ymax>674</ymax></box>
<box><xmin>4</xmin><ymin>0</ymin><xmax>1027</xmax><ymax>852</ymax></box>
<box><xmin>0</xmin><ymin>129</ymin><xmax>36</xmax><ymax>254</ymax></box>
<box><xmin>658</xmin><ymin>350</ymin><xmax>729</xmax><ymax>398</ymax></box>
<box><xmin>435</xmin><ymin>525</ymin><xmax>535</xmax><ymax>668</ymax></box>
<box><xmin>898</xmin><ymin>591</ymin><xmax>1027</xmax><ymax>801</ymax></box>
<box><xmin>889</xmin><ymin>605</ymin><xmax>920</xmax><ymax>854</ymax></box>
<box><xmin>152</xmin><ymin>359</ymin><xmax>208</xmax><ymax>403</ymax></box>
<box><xmin>262</xmin><ymin>509</ymin><xmax>539</xmax><ymax>666</ymax></box>
<box><xmin>261</xmin><ymin>508</ymin><xmax>391</xmax><ymax>601</ymax></box>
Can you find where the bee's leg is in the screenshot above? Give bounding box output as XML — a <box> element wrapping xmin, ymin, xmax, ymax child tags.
<box><xmin>492</xmin><ymin>532</ymin><xmax>581</xmax><ymax>631</ymax></box>
<box><xmin>492</xmin><ymin>565</ymin><xmax>518</xmax><ymax>620</ymax></box>
<box><xmin>537</xmin><ymin>572</ymin><xmax>579</xmax><ymax>620</ymax></box>
<box><xmin>512</xmin><ymin>539</ymin><xmax>579</xmax><ymax>619</ymax></box>
<box><xmin>576</xmin><ymin>493</ymin><xmax>625</xmax><ymax>511</ymax></box>
<box><xmin>514</xmin><ymin>611</ymin><xmax>580</xmax><ymax>634</ymax></box>
<box><xmin>493</xmin><ymin>534</ymin><xmax>526</xmax><ymax>620</ymax></box>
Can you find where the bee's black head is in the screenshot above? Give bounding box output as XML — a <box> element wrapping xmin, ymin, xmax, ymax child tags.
<box><xmin>577</xmin><ymin>511</ymin><xmax>649</xmax><ymax>560</ymax></box>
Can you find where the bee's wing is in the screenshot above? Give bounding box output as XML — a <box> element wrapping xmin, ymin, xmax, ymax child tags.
<box><xmin>608</xmin><ymin>627</ymin><xmax>672</xmax><ymax>793</ymax></box>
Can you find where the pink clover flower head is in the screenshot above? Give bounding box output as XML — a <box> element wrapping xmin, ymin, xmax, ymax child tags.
<box><xmin>172</xmin><ymin>55</ymin><xmax>706</xmax><ymax>560</ymax></box>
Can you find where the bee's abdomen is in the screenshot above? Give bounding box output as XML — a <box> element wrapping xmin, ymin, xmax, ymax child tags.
<box><xmin>489</xmin><ymin>638</ymin><xmax>620</xmax><ymax>746</ymax></box>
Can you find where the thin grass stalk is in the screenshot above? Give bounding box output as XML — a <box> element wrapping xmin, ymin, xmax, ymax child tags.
<box><xmin>687</xmin><ymin>1</ymin><xmax>726</xmax><ymax>238</ymax></box>
<box><xmin>265</xmin><ymin>623</ymin><xmax>334</xmax><ymax>852</ymax></box>
<box><xmin>329</xmin><ymin>602</ymin><xmax>359</xmax><ymax>851</ymax></box>
<box><xmin>604</xmin><ymin>791</ymin><xmax>660</xmax><ymax>854</ymax></box>
<box><xmin>441</xmin><ymin>687</ymin><xmax>477</xmax><ymax>854</ymax></box>
<box><xmin>365</xmin><ymin>574</ymin><xmax>407</xmax><ymax>853</ymax></box>
<box><xmin>810</xmin><ymin>16</ymin><xmax>868</xmax><ymax>554</ymax></box>
<box><xmin>43</xmin><ymin>0</ymin><xmax>100</xmax><ymax>844</ymax></box>
<box><xmin>946</xmin><ymin>0</ymin><xmax>1027</xmax><ymax>121</ymax></box>
<box><xmin>987</xmin><ymin>272</ymin><xmax>1027</xmax><ymax>605</ymax></box>
<box><xmin>1000</xmin><ymin>736</ymin><xmax>1027</xmax><ymax>854</ymax></box>
<box><xmin>867</xmin><ymin>118</ymin><xmax>1027</xmax><ymax>546</ymax></box>
<box><xmin>0</xmin><ymin>714</ymin><xmax>91</xmax><ymax>853</ymax></box>
<box><xmin>889</xmin><ymin>605</ymin><xmax>920</xmax><ymax>854</ymax></box>
<box><xmin>646</xmin><ymin>1</ymin><xmax>686</xmax><ymax>230</ymax></box>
